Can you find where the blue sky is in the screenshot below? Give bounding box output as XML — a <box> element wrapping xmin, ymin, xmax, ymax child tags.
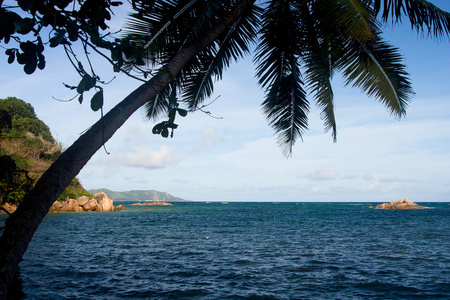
<box><xmin>1</xmin><ymin>1</ymin><xmax>449</xmax><ymax>202</ymax></box>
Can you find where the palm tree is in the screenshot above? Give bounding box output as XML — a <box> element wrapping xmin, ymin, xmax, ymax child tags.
<box><xmin>0</xmin><ymin>0</ymin><xmax>449</xmax><ymax>297</ymax></box>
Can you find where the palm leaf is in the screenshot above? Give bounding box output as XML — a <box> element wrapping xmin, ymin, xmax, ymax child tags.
<box><xmin>255</xmin><ymin>1</ymin><xmax>309</xmax><ymax>156</ymax></box>
<box><xmin>182</xmin><ymin>4</ymin><xmax>261</xmax><ymax>110</ymax></box>
<box><xmin>372</xmin><ymin>0</ymin><xmax>450</xmax><ymax>39</ymax></box>
<box><xmin>337</xmin><ymin>37</ymin><xmax>413</xmax><ymax>117</ymax></box>
<box><xmin>299</xmin><ymin>1</ymin><xmax>338</xmax><ymax>141</ymax></box>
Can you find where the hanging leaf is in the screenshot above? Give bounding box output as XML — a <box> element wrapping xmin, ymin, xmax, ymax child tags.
<box><xmin>76</xmin><ymin>76</ymin><xmax>87</xmax><ymax>94</ymax></box>
<box><xmin>152</xmin><ymin>123</ymin><xmax>164</xmax><ymax>134</ymax></box>
<box><xmin>37</xmin><ymin>53</ymin><xmax>45</xmax><ymax>70</ymax></box>
<box><xmin>161</xmin><ymin>128</ymin><xmax>169</xmax><ymax>138</ymax></box>
<box><xmin>90</xmin><ymin>90</ymin><xmax>104</xmax><ymax>111</ymax></box>
<box><xmin>177</xmin><ymin>108</ymin><xmax>187</xmax><ymax>117</ymax></box>
<box><xmin>49</xmin><ymin>29</ymin><xmax>66</xmax><ymax>47</ymax></box>
<box><xmin>78</xmin><ymin>94</ymin><xmax>83</xmax><ymax>104</ymax></box>
<box><xmin>24</xmin><ymin>60</ymin><xmax>37</xmax><ymax>74</ymax></box>
<box><xmin>6</xmin><ymin>49</ymin><xmax>15</xmax><ymax>64</ymax></box>
<box><xmin>76</xmin><ymin>74</ymin><xmax>96</xmax><ymax>94</ymax></box>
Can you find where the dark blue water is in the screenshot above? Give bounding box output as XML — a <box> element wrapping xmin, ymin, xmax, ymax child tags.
<box><xmin>19</xmin><ymin>202</ymin><xmax>450</xmax><ymax>299</ymax></box>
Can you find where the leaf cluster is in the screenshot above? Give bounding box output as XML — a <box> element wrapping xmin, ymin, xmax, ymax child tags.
<box><xmin>1</xmin><ymin>0</ymin><xmax>150</xmax><ymax>113</ymax></box>
<box><xmin>151</xmin><ymin>95</ymin><xmax>187</xmax><ymax>138</ymax></box>
<box><xmin>0</xmin><ymin>97</ymin><xmax>54</xmax><ymax>143</ymax></box>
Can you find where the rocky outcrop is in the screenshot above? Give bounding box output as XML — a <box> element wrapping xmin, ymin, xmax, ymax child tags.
<box><xmin>0</xmin><ymin>202</ymin><xmax>20</xmax><ymax>214</ymax></box>
<box><xmin>375</xmin><ymin>198</ymin><xmax>425</xmax><ymax>210</ymax></box>
<box><xmin>133</xmin><ymin>201</ymin><xmax>173</xmax><ymax>206</ymax></box>
<box><xmin>48</xmin><ymin>190</ymin><xmax>122</xmax><ymax>212</ymax></box>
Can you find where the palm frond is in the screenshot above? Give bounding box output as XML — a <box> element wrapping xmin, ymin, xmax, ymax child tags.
<box><xmin>255</xmin><ymin>1</ymin><xmax>309</xmax><ymax>156</ymax></box>
<box><xmin>338</xmin><ymin>37</ymin><xmax>413</xmax><ymax>117</ymax></box>
<box><xmin>371</xmin><ymin>0</ymin><xmax>450</xmax><ymax>39</ymax></box>
<box><xmin>262</xmin><ymin>59</ymin><xmax>309</xmax><ymax>157</ymax></box>
<box><xmin>182</xmin><ymin>4</ymin><xmax>261</xmax><ymax>110</ymax></box>
<box><xmin>299</xmin><ymin>1</ymin><xmax>337</xmax><ymax>141</ymax></box>
<box><xmin>313</xmin><ymin>0</ymin><xmax>379</xmax><ymax>43</ymax></box>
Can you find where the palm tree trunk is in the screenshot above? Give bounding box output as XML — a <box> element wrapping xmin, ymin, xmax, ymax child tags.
<box><xmin>0</xmin><ymin>0</ymin><xmax>255</xmax><ymax>297</ymax></box>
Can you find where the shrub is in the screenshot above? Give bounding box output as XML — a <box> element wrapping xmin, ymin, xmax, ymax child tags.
<box><xmin>25</xmin><ymin>137</ymin><xmax>44</xmax><ymax>149</ymax></box>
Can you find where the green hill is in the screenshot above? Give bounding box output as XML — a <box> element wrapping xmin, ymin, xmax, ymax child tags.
<box><xmin>90</xmin><ymin>188</ymin><xmax>190</xmax><ymax>202</ymax></box>
<box><xmin>0</xmin><ymin>97</ymin><xmax>92</xmax><ymax>203</ymax></box>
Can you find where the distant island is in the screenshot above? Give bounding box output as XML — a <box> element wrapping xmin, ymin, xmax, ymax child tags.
<box><xmin>89</xmin><ymin>188</ymin><xmax>191</xmax><ymax>202</ymax></box>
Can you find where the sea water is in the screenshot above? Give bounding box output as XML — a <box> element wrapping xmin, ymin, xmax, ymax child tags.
<box><xmin>18</xmin><ymin>202</ymin><xmax>450</xmax><ymax>299</ymax></box>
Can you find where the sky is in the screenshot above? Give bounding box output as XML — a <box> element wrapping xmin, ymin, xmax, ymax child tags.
<box><xmin>1</xmin><ymin>1</ymin><xmax>450</xmax><ymax>202</ymax></box>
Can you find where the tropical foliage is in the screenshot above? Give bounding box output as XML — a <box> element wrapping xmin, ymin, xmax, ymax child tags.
<box><xmin>0</xmin><ymin>97</ymin><xmax>91</xmax><ymax>204</ymax></box>
<box><xmin>122</xmin><ymin>0</ymin><xmax>449</xmax><ymax>156</ymax></box>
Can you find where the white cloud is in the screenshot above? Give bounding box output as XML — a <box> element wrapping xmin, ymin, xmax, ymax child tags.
<box><xmin>191</xmin><ymin>127</ymin><xmax>226</xmax><ymax>152</ymax></box>
<box><xmin>306</xmin><ymin>164</ymin><xmax>338</xmax><ymax>180</ymax></box>
<box><xmin>124</xmin><ymin>145</ymin><xmax>180</xmax><ymax>169</ymax></box>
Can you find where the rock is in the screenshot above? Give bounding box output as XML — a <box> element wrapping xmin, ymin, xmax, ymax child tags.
<box><xmin>132</xmin><ymin>203</ymin><xmax>142</xmax><ymax>206</ymax></box>
<box><xmin>77</xmin><ymin>196</ymin><xmax>89</xmax><ymax>207</ymax></box>
<box><xmin>59</xmin><ymin>198</ymin><xmax>79</xmax><ymax>212</ymax></box>
<box><xmin>92</xmin><ymin>190</ymin><xmax>115</xmax><ymax>212</ymax></box>
<box><xmin>46</xmin><ymin>190</ymin><xmax>117</xmax><ymax>213</ymax></box>
<box><xmin>375</xmin><ymin>198</ymin><xmax>424</xmax><ymax>210</ymax></box>
<box><xmin>49</xmin><ymin>201</ymin><xmax>63</xmax><ymax>212</ymax></box>
<box><xmin>115</xmin><ymin>205</ymin><xmax>126</xmax><ymax>210</ymax></box>
<box><xmin>0</xmin><ymin>202</ymin><xmax>19</xmax><ymax>213</ymax></box>
<box><xmin>82</xmin><ymin>198</ymin><xmax>98</xmax><ymax>211</ymax></box>
<box><xmin>144</xmin><ymin>201</ymin><xmax>173</xmax><ymax>206</ymax></box>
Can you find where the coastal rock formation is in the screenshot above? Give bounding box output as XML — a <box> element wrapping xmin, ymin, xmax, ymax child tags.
<box><xmin>133</xmin><ymin>201</ymin><xmax>173</xmax><ymax>206</ymax></box>
<box><xmin>49</xmin><ymin>190</ymin><xmax>119</xmax><ymax>212</ymax></box>
<box><xmin>0</xmin><ymin>202</ymin><xmax>20</xmax><ymax>214</ymax></box>
<box><xmin>94</xmin><ymin>191</ymin><xmax>116</xmax><ymax>211</ymax></box>
<box><xmin>375</xmin><ymin>198</ymin><xmax>424</xmax><ymax>210</ymax></box>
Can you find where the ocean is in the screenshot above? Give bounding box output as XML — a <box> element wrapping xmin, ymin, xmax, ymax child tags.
<box><xmin>17</xmin><ymin>202</ymin><xmax>450</xmax><ymax>299</ymax></box>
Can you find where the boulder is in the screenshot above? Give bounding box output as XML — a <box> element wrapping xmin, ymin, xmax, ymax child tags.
<box><xmin>82</xmin><ymin>198</ymin><xmax>98</xmax><ymax>211</ymax></box>
<box><xmin>92</xmin><ymin>190</ymin><xmax>115</xmax><ymax>211</ymax></box>
<box><xmin>144</xmin><ymin>201</ymin><xmax>173</xmax><ymax>206</ymax></box>
<box><xmin>47</xmin><ymin>191</ymin><xmax>116</xmax><ymax>212</ymax></box>
<box><xmin>59</xmin><ymin>198</ymin><xmax>79</xmax><ymax>212</ymax></box>
<box><xmin>0</xmin><ymin>202</ymin><xmax>19</xmax><ymax>213</ymax></box>
<box><xmin>77</xmin><ymin>196</ymin><xmax>89</xmax><ymax>207</ymax></box>
<box><xmin>375</xmin><ymin>198</ymin><xmax>424</xmax><ymax>210</ymax></box>
<box><xmin>49</xmin><ymin>201</ymin><xmax>63</xmax><ymax>212</ymax></box>
<box><xmin>115</xmin><ymin>205</ymin><xmax>126</xmax><ymax>210</ymax></box>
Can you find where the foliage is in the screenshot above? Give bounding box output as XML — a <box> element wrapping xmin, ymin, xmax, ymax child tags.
<box><xmin>1</xmin><ymin>0</ymin><xmax>146</xmax><ymax>114</ymax></box>
<box><xmin>123</xmin><ymin>0</ymin><xmax>450</xmax><ymax>156</ymax></box>
<box><xmin>2</xmin><ymin>1</ymin><xmax>449</xmax><ymax>155</ymax></box>
<box><xmin>0</xmin><ymin>97</ymin><xmax>36</xmax><ymax>119</ymax></box>
<box><xmin>0</xmin><ymin>109</ymin><xmax>12</xmax><ymax>134</ymax></box>
<box><xmin>57</xmin><ymin>178</ymin><xmax>93</xmax><ymax>201</ymax></box>
<box><xmin>0</xmin><ymin>154</ymin><xmax>32</xmax><ymax>204</ymax></box>
<box><xmin>0</xmin><ymin>98</ymin><xmax>89</xmax><ymax>204</ymax></box>
<box><xmin>0</xmin><ymin>98</ymin><xmax>55</xmax><ymax>143</ymax></box>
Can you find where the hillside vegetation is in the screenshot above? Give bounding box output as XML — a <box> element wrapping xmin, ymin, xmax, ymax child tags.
<box><xmin>93</xmin><ymin>188</ymin><xmax>189</xmax><ymax>202</ymax></box>
<box><xmin>0</xmin><ymin>97</ymin><xmax>92</xmax><ymax>204</ymax></box>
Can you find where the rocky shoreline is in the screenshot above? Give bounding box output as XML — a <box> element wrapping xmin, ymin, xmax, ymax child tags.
<box><xmin>132</xmin><ymin>201</ymin><xmax>173</xmax><ymax>206</ymax></box>
<box><xmin>1</xmin><ymin>190</ymin><xmax>125</xmax><ymax>214</ymax></box>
